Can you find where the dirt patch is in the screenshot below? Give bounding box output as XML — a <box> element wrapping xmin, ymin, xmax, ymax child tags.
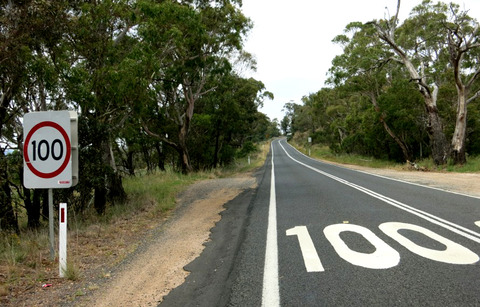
<box><xmin>340</xmin><ymin>164</ymin><xmax>480</xmax><ymax>198</ymax></box>
<box><xmin>76</xmin><ymin>176</ymin><xmax>256</xmax><ymax>306</ymax></box>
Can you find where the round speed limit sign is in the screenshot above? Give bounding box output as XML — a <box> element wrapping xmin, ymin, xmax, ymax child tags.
<box><xmin>23</xmin><ymin>111</ymin><xmax>74</xmax><ymax>188</ymax></box>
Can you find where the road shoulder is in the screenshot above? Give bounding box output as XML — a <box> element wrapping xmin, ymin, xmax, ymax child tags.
<box><xmin>74</xmin><ymin>175</ymin><xmax>257</xmax><ymax>306</ymax></box>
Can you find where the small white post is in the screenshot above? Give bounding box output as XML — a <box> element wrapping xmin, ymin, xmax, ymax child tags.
<box><xmin>59</xmin><ymin>203</ymin><xmax>67</xmax><ymax>277</ymax></box>
<box><xmin>248</xmin><ymin>155</ymin><xmax>251</xmax><ymax>165</ymax></box>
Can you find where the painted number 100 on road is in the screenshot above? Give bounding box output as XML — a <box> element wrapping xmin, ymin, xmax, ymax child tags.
<box><xmin>287</xmin><ymin>222</ymin><xmax>479</xmax><ymax>272</ymax></box>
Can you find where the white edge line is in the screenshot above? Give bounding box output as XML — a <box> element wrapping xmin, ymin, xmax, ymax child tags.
<box><xmin>286</xmin><ymin>140</ymin><xmax>480</xmax><ymax>200</ymax></box>
<box><xmin>262</xmin><ymin>141</ymin><xmax>280</xmax><ymax>307</ymax></box>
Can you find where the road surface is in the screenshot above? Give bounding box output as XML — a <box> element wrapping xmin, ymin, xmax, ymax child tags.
<box><xmin>162</xmin><ymin>139</ymin><xmax>480</xmax><ymax>306</ymax></box>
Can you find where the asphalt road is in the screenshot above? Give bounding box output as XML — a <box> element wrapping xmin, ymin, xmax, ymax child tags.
<box><xmin>162</xmin><ymin>139</ymin><xmax>480</xmax><ymax>306</ymax></box>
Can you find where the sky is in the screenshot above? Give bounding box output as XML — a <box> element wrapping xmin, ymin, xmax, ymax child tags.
<box><xmin>240</xmin><ymin>0</ymin><xmax>480</xmax><ymax>122</ymax></box>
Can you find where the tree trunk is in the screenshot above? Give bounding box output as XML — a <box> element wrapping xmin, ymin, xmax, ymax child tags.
<box><xmin>0</xmin><ymin>179</ymin><xmax>17</xmax><ymax>233</ymax></box>
<box><xmin>19</xmin><ymin>161</ymin><xmax>41</xmax><ymax>229</ymax></box>
<box><xmin>0</xmin><ymin>91</ymin><xmax>18</xmax><ymax>232</ymax></box>
<box><xmin>380</xmin><ymin>117</ymin><xmax>411</xmax><ymax>161</ymax></box>
<box><xmin>29</xmin><ymin>189</ymin><xmax>42</xmax><ymax>229</ymax></box>
<box><xmin>177</xmin><ymin>98</ymin><xmax>194</xmax><ymax>174</ymax></box>
<box><xmin>425</xmin><ymin>101</ymin><xmax>449</xmax><ymax>165</ymax></box>
<box><xmin>448</xmin><ymin>27</ymin><xmax>471</xmax><ymax>166</ymax></box>
<box><xmin>23</xmin><ymin>186</ymin><xmax>41</xmax><ymax>229</ymax></box>
<box><xmin>103</xmin><ymin>138</ymin><xmax>126</xmax><ymax>206</ymax></box>
<box><xmin>177</xmin><ymin>133</ymin><xmax>193</xmax><ymax>174</ymax></box>
<box><xmin>155</xmin><ymin>141</ymin><xmax>165</xmax><ymax>171</ymax></box>
<box><xmin>451</xmin><ymin>90</ymin><xmax>467</xmax><ymax>164</ymax></box>
<box><xmin>94</xmin><ymin>184</ymin><xmax>107</xmax><ymax>215</ymax></box>
<box><xmin>141</xmin><ymin>143</ymin><xmax>154</xmax><ymax>173</ymax></box>
<box><xmin>213</xmin><ymin>121</ymin><xmax>221</xmax><ymax>168</ymax></box>
<box><xmin>126</xmin><ymin>149</ymin><xmax>135</xmax><ymax>176</ymax></box>
<box><xmin>0</xmin><ymin>159</ymin><xmax>18</xmax><ymax>232</ymax></box>
<box><xmin>41</xmin><ymin>189</ymin><xmax>48</xmax><ymax>221</ymax></box>
<box><xmin>107</xmin><ymin>172</ymin><xmax>127</xmax><ymax>205</ymax></box>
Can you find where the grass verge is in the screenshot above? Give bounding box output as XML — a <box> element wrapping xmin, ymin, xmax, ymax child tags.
<box><xmin>294</xmin><ymin>143</ymin><xmax>398</xmax><ymax>169</ymax></box>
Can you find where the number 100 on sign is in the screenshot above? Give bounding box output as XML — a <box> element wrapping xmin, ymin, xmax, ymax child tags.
<box><xmin>23</xmin><ymin>111</ymin><xmax>76</xmax><ymax>189</ymax></box>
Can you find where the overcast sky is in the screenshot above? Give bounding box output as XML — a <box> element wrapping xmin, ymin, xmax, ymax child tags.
<box><xmin>240</xmin><ymin>0</ymin><xmax>480</xmax><ymax>122</ymax></box>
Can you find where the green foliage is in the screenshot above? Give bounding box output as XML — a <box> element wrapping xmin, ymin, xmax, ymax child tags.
<box><xmin>63</xmin><ymin>261</ymin><xmax>81</xmax><ymax>281</ymax></box>
<box><xmin>237</xmin><ymin>141</ymin><xmax>257</xmax><ymax>158</ymax></box>
<box><xmin>0</xmin><ymin>0</ymin><xmax>276</xmax><ymax>232</ymax></box>
<box><xmin>446</xmin><ymin>156</ymin><xmax>480</xmax><ymax>173</ymax></box>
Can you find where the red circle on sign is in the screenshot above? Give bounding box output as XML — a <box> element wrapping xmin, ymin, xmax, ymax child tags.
<box><xmin>23</xmin><ymin>121</ymin><xmax>71</xmax><ymax>179</ymax></box>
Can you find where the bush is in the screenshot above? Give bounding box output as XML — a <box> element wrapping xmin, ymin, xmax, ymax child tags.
<box><xmin>236</xmin><ymin>141</ymin><xmax>257</xmax><ymax>158</ymax></box>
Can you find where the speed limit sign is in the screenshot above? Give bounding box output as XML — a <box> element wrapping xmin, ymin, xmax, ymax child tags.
<box><xmin>23</xmin><ymin>111</ymin><xmax>78</xmax><ymax>188</ymax></box>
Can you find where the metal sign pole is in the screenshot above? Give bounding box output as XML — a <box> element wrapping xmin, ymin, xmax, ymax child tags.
<box><xmin>48</xmin><ymin>188</ymin><xmax>55</xmax><ymax>260</ymax></box>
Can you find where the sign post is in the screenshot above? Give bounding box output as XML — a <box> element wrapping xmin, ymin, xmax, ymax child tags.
<box><xmin>23</xmin><ymin>111</ymin><xmax>78</xmax><ymax>267</ymax></box>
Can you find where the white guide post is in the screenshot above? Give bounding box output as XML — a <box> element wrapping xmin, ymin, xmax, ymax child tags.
<box><xmin>59</xmin><ymin>202</ymin><xmax>67</xmax><ymax>277</ymax></box>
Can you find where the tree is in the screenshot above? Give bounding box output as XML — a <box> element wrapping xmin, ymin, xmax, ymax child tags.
<box><xmin>192</xmin><ymin>74</ymin><xmax>273</xmax><ymax>168</ymax></box>
<box><xmin>369</xmin><ymin>0</ymin><xmax>450</xmax><ymax>165</ymax></box>
<box><xmin>330</xmin><ymin>21</ymin><xmax>413</xmax><ymax>161</ymax></box>
<box><xmin>139</xmin><ymin>0</ymin><xmax>252</xmax><ymax>173</ymax></box>
<box><xmin>444</xmin><ymin>5</ymin><xmax>480</xmax><ymax>164</ymax></box>
<box><xmin>0</xmin><ymin>0</ymin><xmax>71</xmax><ymax>230</ymax></box>
<box><xmin>65</xmin><ymin>0</ymin><xmax>134</xmax><ymax>213</ymax></box>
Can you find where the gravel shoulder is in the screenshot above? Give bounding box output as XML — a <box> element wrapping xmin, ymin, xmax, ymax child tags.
<box><xmin>75</xmin><ymin>175</ymin><xmax>257</xmax><ymax>307</ymax></box>
<box><xmin>340</xmin><ymin>164</ymin><xmax>480</xmax><ymax>198</ymax></box>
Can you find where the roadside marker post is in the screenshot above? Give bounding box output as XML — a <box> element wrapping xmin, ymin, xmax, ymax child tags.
<box><xmin>308</xmin><ymin>137</ymin><xmax>312</xmax><ymax>156</ymax></box>
<box><xmin>23</xmin><ymin>111</ymin><xmax>78</xmax><ymax>276</ymax></box>
<box><xmin>59</xmin><ymin>203</ymin><xmax>67</xmax><ymax>277</ymax></box>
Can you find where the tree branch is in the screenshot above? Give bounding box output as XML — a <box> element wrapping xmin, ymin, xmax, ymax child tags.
<box><xmin>142</xmin><ymin>123</ymin><xmax>178</xmax><ymax>150</ymax></box>
<box><xmin>467</xmin><ymin>90</ymin><xmax>480</xmax><ymax>104</ymax></box>
<box><xmin>466</xmin><ymin>66</ymin><xmax>480</xmax><ymax>88</ymax></box>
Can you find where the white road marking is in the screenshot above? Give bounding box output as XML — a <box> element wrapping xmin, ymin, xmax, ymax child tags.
<box><xmin>324</xmin><ymin>223</ymin><xmax>400</xmax><ymax>269</ymax></box>
<box><xmin>286</xmin><ymin>226</ymin><xmax>325</xmax><ymax>272</ymax></box>
<box><xmin>289</xmin><ymin>140</ymin><xmax>480</xmax><ymax>200</ymax></box>
<box><xmin>380</xmin><ymin>222</ymin><xmax>479</xmax><ymax>264</ymax></box>
<box><xmin>278</xmin><ymin>141</ymin><xmax>480</xmax><ymax>244</ymax></box>
<box><xmin>262</xmin><ymin>142</ymin><xmax>280</xmax><ymax>307</ymax></box>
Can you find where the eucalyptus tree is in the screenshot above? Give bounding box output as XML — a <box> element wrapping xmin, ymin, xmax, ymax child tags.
<box><xmin>443</xmin><ymin>5</ymin><xmax>480</xmax><ymax>164</ymax></box>
<box><xmin>0</xmin><ymin>0</ymin><xmax>71</xmax><ymax>230</ymax></box>
<box><xmin>65</xmin><ymin>0</ymin><xmax>136</xmax><ymax>213</ymax></box>
<box><xmin>329</xmin><ymin>21</ymin><xmax>412</xmax><ymax>161</ymax></box>
<box><xmin>368</xmin><ymin>0</ymin><xmax>452</xmax><ymax>165</ymax></box>
<box><xmin>370</xmin><ymin>0</ymin><xmax>480</xmax><ymax>165</ymax></box>
<box><xmin>191</xmin><ymin>74</ymin><xmax>272</xmax><ymax>168</ymax></box>
<box><xmin>138</xmin><ymin>0</ymin><xmax>252</xmax><ymax>173</ymax></box>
